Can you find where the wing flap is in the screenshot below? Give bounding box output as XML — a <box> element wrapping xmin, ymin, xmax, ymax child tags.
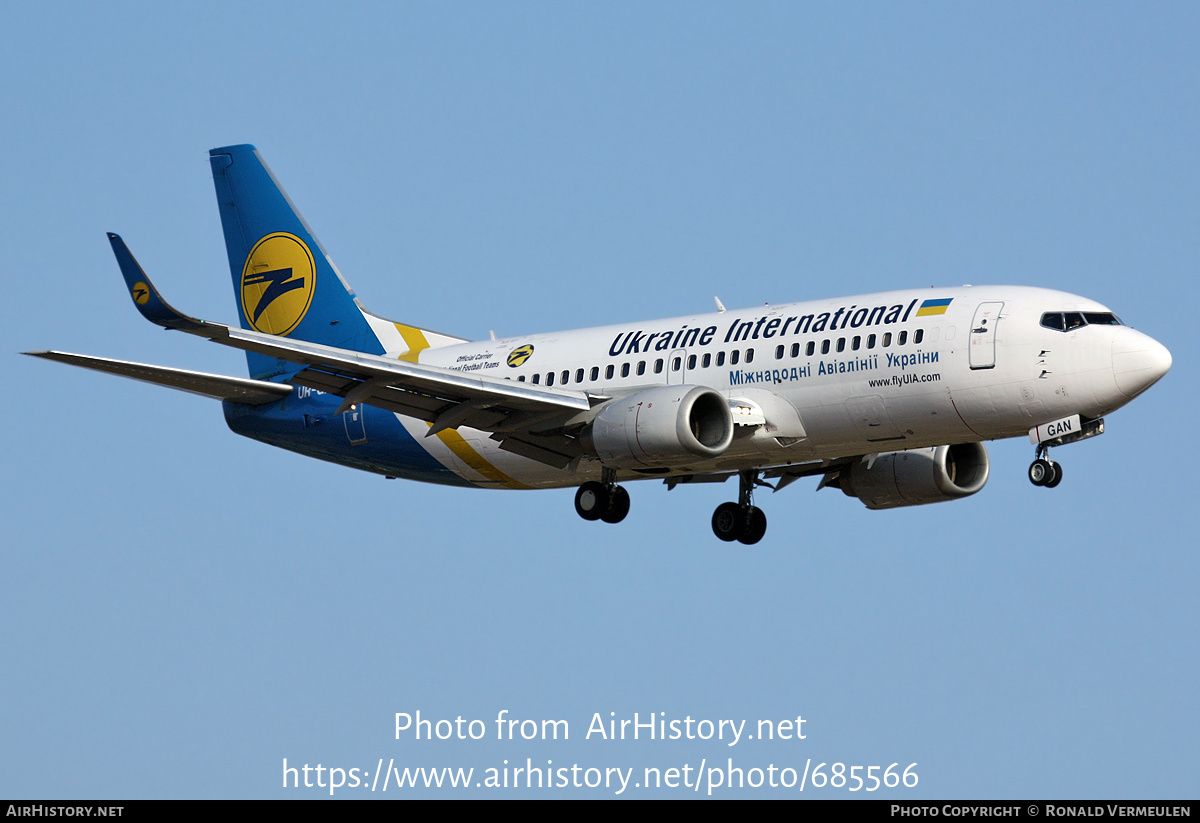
<box><xmin>662</xmin><ymin>458</ymin><xmax>854</xmax><ymax>491</ymax></box>
<box><xmin>222</xmin><ymin>329</ymin><xmax>590</xmax><ymax>415</ymax></box>
<box><xmin>491</xmin><ymin>433</ymin><xmax>581</xmax><ymax>469</ymax></box>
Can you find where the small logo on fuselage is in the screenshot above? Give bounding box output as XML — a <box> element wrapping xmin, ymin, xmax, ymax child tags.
<box><xmin>240</xmin><ymin>232</ymin><xmax>317</xmax><ymax>336</ymax></box>
<box><xmin>507</xmin><ymin>344</ymin><xmax>534</xmax><ymax>367</ymax></box>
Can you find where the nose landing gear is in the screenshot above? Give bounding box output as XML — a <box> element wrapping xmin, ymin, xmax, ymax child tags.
<box><xmin>1027</xmin><ymin>415</ymin><xmax>1107</xmax><ymax>489</ymax></box>
<box><xmin>711</xmin><ymin>470</ymin><xmax>769</xmax><ymax>544</ymax></box>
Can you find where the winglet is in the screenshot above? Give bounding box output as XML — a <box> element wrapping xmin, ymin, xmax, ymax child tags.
<box><xmin>107</xmin><ymin>233</ymin><xmax>216</xmax><ymax>333</ymax></box>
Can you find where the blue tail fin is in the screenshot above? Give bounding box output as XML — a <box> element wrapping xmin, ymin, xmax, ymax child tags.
<box><xmin>209</xmin><ymin>144</ymin><xmax>383</xmax><ymax>379</ymax></box>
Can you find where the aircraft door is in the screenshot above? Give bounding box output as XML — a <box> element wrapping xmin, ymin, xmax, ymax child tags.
<box><xmin>969</xmin><ymin>302</ymin><xmax>1004</xmax><ymax>370</ymax></box>
<box><xmin>667</xmin><ymin>348</ymin><xmax>687</xmax><ymax>385</ymax></box>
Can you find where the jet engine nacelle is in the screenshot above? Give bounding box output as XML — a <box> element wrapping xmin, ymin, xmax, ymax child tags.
<box><xmin>585</xmin><ymin>385</ymin><xmax>734</xmax><ymax>468</ymax></box>
<box><xmin>840</xmin><ymin>443</ymin><xmax>989</xmax><ymax>509</ymax></box>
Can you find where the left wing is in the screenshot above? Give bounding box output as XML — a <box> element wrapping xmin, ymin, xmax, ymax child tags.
<box><xmin>104</xmin><ymin>234</ymin><xmax>599</xmax><ymax>467</ymax></box>
<box><xmin>24</xmin><ymin>351</ymin><xmax>294</xmax><ymax>405</ymax></box>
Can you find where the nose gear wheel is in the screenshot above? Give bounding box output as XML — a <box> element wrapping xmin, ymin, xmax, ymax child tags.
<box><xmin>1028</xmin><ymin>446</ymin><xmax>1063</xmax><ymax>488</ymax></box>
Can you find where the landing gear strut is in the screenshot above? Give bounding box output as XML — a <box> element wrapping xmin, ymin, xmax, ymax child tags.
<box><xmin>574</xmin><ymin>468</ymin><xmax>630</xmax><ymax>524</ymax></box>
<box><xmin>711</xmin><ymin>470</ymin><xmax>768</xmax><ymax>545</ymax></box>
<box><xmin>1028</xmin><ymin>445</ymin><xmax>1063</xmax><ymax>488</ymax></box>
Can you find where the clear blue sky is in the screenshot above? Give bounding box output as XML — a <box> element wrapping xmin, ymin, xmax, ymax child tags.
<box><xmin>3</xmin><ymin>1</ymin><xmax>1196</xmax><ymax>798</ymax></box>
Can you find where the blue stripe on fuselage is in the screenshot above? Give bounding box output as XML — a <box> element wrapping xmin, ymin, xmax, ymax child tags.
<box><xmin>221</xmin><ymin>392</ymin><xmax>473</xmax><ymax>488</ymax></box>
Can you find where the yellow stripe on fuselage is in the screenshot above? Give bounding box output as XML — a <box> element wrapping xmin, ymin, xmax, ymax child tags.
<box><xmin>432</xmin><ymin>426</ymin><xmax>530</xmax><ymax>489</ymax></box>
<box><xmin>395</xmin><ymin>324</ymin><xmax>430</xmax><ymax>362</ymax></box>
<box><xmin>394</xmin><ymin>324</ymin><xmax>523</xmax><ymax>487</ymax></box>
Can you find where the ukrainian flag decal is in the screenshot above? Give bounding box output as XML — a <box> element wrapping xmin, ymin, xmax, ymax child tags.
<box><xmin>240</xmin><ymin>233</ymin><xmax>317</xmax><ymax>336</ymax></box>
<box><xmin>916</xmin><ymin>298</ymin><xmax>953</xmax><ymax>317</ymax></box>
<box><xmin>507</xmin><ymin>344</ymin><xmax>534</xmax><ymax>367</ymax></box>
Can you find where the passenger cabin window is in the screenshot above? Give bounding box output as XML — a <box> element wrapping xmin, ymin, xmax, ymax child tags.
<box><xmin>688</xmin><ymin>354</ymin><xmax>697</xmax><ymax>369</ymax></box>
<box><xmin>654</xmin><ymin>359</ymin><xmax>663</xmax><ymax>374</ymax></box>
<box><xmin>590</xmin><ymin>366</ymin><xmax>599</xmax><ymax>381</ymax></box>
<box><xmin>546</xmin><ymin>372</ymin><xmax>554</xmax><ymax>386</ymax></box>
<box><xmin>806</xmin><ymin>341</ymin><xmax>815</xmax><ymax>356</ymax></box>
<box><xmin>775</xmin><ymin>345</ymin><xmax>785</xmax><ymax>360</ymax></box>
<box><xmin>914</xmin><ymin>329</ymin><xmax>924</xmax><ymax>344</ymax></box>
<box><xmin>731</xmin><ymin>350</ymin><xmax>740</xmax><ymax>365</ymax></box>
<box><xmin>745</xmin><ymin>348</ymin><xmax>754</xmax><ymax>364</ymax></box>
<box><xmin>576</xmin><ymin>368</ymin><xmax>584</xmax><ymax>383</ymax></box>
<box><xmin>636</xmin><ymin>361</ymin><xmax>646</xmax><ymax>376</ymax></box>
<box><xmin>621</xmin><ymin>363</ymin><xmax>630</xmax><ymax>378</ymax></box>
<box><xmin>898</xmin><ymin>331</ymin><xmax>908</xmax><ymax>346</ymax></box>
<box><xmin>821</xmin><ymin>340</ymin><xmax>830</xmax><ymax>355</ymax></box>
<box><xmin>717</xmin><ymin>352</ymin><xmax>725</xmax><ymax>367</ymax></box>
<box><xmin>605</xmin><ymin>365</ymin><xmax>614</xmax><ymax>380</ymax></box>
<box><xmin>702</xmin><ymin>353</ymin><xmax>711</xmax><ymax>368</ymax></box>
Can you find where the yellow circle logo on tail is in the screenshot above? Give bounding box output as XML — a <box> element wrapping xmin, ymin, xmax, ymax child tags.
<box><xmin>507</xmin><ymin>344</ymin><xmax>535</xmax><ymax>367</ymax></box>
<box><xmin>131</xmin><ymin>281</ymin><xmax>151</xmax><ymax>305</ymax></box>
<box><xmin>240</xmin><ymin>233</ymin><xmax>317</xmax><ymax>336</ymax></box>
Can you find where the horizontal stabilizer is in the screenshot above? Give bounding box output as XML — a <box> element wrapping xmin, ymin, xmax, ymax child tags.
<box><xmin>24</xmin><ymin>351</ymin><xmax>293</xmax><ymax>405</ymax></box>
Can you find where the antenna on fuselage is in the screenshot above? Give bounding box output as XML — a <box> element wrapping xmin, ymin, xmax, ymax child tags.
<box><xmin>714</xmin><ymin>297</ymin><xmax>726</xmax><ymax>313</ymax></box>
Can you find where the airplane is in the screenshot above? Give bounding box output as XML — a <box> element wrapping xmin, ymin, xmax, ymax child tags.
<box><xmin>26</xmin><ymin>144</ymin><xmax>1172</xmax><ymax>544</ymax></box>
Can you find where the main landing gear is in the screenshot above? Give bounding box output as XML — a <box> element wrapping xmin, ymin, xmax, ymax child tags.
<box><xmin>573</xmin><ymin>468</ymin><xmax>771</xmax><ymax>543</ymax></box>
<box><xmin>1028</xmin><ymin>445</ymin><xmax>1063</xmax><ymax>488</ymax></box>
<box><xmin>574</xmin><ymin>468</ymin><xmax>630</xmax><ymax>524</ymax></box>
<box><xmin>711</xmin><ymin>470</ymin><xmax>768</xmax><ymax>545</ymax></box>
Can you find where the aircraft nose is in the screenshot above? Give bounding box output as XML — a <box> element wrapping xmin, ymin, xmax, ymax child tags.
<box><xmin>1111</xmin><ymin>329</ymin><xmax>1171</xmax><ymax>399</ymax></box>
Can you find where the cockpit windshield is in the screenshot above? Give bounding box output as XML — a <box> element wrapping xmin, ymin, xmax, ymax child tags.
<box><xmin>1040</xmin><ymin>312</ymin><xmax>1122</xmax><ymax>332</ymax></box>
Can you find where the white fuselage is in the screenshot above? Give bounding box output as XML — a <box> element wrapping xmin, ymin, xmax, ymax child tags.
<box><xmin>391</xmin><ymin>285</ymin><xmax>1168</xmax><ymax>489</ymax></box>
